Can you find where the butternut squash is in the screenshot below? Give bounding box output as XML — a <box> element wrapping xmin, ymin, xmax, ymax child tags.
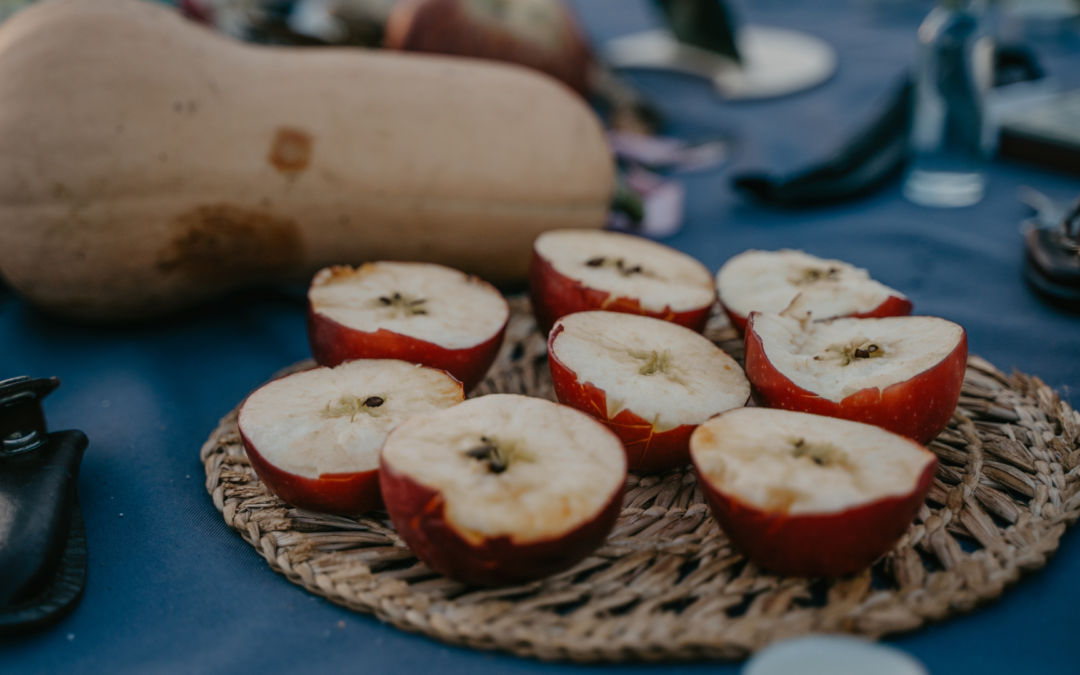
<box><xmin>0</xmin><ymin>0</ymin><xmax>613</xmax><ymax>321</ymax></box>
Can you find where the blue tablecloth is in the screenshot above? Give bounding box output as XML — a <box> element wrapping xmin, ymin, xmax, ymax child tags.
<box><xmin>2</xmin><ymin>1</ymin><xmax>1079</xmax><ymax>673</ymax></box>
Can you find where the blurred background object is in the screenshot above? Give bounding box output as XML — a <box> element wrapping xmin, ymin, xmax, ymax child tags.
<box><xmin>742</xmin><ymin>635</ymin><xmax>929</xmax><ymax>675</ymax></box>
<box><xmin>602</xmin><ymin>0</ymin><xmax>839</xmax><ymax>100</ymax></box>
<box><xmin>902</xmin><ymin>0</ymin><xmax>991</xmax><ymax>208</ymax></box>
<box><xmin>1021</xmin><ymin>187</ymin><xmax>1080</xmax><ymax>304</ymax></box>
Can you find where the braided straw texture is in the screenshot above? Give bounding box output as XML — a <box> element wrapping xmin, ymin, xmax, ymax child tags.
<box><xmin>201</xmin><ymin>298</ymin><xmax>1080</xmax><ymax>662</ymax></box>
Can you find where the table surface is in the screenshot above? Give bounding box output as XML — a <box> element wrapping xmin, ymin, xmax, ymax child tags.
<box><xmin>3</xmin><ymin>1</ymin><xmax>1079</xmax><ymax>673</ymax></box>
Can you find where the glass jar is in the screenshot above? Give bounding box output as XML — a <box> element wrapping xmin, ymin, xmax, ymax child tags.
<box><xmin>903</xmin><ymin>0</ymin><xmax>991</xmax><ymax>208</ymax></box>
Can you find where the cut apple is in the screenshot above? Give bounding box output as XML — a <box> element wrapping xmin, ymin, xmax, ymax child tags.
<box><xmin>548</xmin><ymin>311</ymin><xmax>749</xmax><ymax>472</ymax></box>
<box><xmin>385</xmin><ymin>0</ymin><xmax>594</xmax><ymax>97</ymax></box>
<box><xmin>238</xmin><ymin>359</ymin><xmax>465</xmax><ymax>515</ymax></box>
<box><xmin>690</xmin><ymin>407</ymin><xmax>937</xmax><ymax>577</ymax></box>
<box><xmin>716</xmin><ymin>250</ymin><xmax>912</xmax><ymax>334</ymax></box>
<box><xmin>745</xmin><ymin>311</ymin><xmax>967</xmax><ymax>445</ymax></box>
<box><xmin>308</xmin><ymin>262</ymin><xmax>510</xmax><ymax>392</ymax></box>
<box><xmin>379</xmin><ymin>393</ymin><xmax>626</xmax><ymax>586</ymax></box>
<box><xmin>529</xmin><ymin>229</ymin><xmax>715</xmax><ymax>335</ymax></box>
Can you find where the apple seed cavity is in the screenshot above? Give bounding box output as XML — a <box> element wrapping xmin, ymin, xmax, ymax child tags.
<box><xmin>789</xmin><ymin>437</ymin><xmax>849</xmax><ymax>469</ymax></box>
<box><xmin>463</xmin><ymin>436</ymin><xmax>533</xmax><ymax>474</ymax></box>
<box><xmin>585</xmin><ymin>256</ymin><xmax>647</xmax><ymax>277</ymax></box>
<box><xmin>628</xmin><ymin>348</ymin><xmax>680</xmax><ymax>381</ymax></box>
<box><xmin>793</xmin><ymin>266</ymin><xmax>842</xmax><ymax>286</ymax></box>
<box><xmin>814</xmin><ymin>339</ymin><xmax>886</xmax><ymax>367</ymax></box>
<box><xmin>378</xmin><ymin>292</ymin><xmax>428</xmax><ymax>316</ymax></box>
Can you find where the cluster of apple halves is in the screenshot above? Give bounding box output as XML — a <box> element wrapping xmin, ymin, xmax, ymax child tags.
<box><xmin>239</xmin><ymin>231</ymin><xmax>964</xmax><ymax>583</ymax></box>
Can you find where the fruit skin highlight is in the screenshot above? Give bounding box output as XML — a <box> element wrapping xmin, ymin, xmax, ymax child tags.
<box><xmin>548</xmin><ymin>319</ymin><xmax>748</xmax><ymax>472</ymax></box>
<box><xmin>690</xmin><ymin>408</ymin><xmax>938</xmax><ymax>578</ymax></box>
<box><xmin>242</xmin><ymin>435</ymin><xmax>384</xmax><ymax>516</ymax></box>
<box><xmin>529</xmin><ymin>247</ymin><xmax>712</xmax><ymax>336</ymax></box>
<box><xmin>379</xmin><ymin>394</ymin><xmax>627</xmax><ymax>586</ymax></box>
<box><xmin>696</xmin><ymin>460</ymin><xmax>936</xmax><ymax>578</ymax></box>
<box><xmin>307</xmin><ymin>264</ymin><xmax>509</xmax><ymax>393</ymax></box>
<box><xmin>379</xmin><ymin>463</ymin><xmax>623</xmax><ymax>586</ymax></box>
<box><xmin>238</xmin><ymin>359</ymin><xmax>465</xmax><ymax>516</ymax></box>
<box><xmin>309</xmin><ymin>310</ymin><xmax>505</xmax><ymax>393</ymax></box>
<box><xmin>744</xmin><ymin>312</ymin><xmax>968</xmax><ymax>446</ymax></box>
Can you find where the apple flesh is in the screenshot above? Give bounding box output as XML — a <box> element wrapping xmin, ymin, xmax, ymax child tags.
<box><xmin>745</xmin><ymin>312</ymin><xmax>967</xmax><ymax>446</ymax></box>
<box><xmin>548</xmin><ymin>311</ymin><xmax>749</xmax><ymax>472</ymax></box>
<box><xmin>691</xmin><ymin>407</ymin><xmax>938</xmax><ymax>577</ymax></box>
<box><xmin>716</xmin><ymin>250</ymin><xmax>912</xmax><ymax>334</ymax></box>
<box><xmin>529</xmin><ymin>229</ymin><xmax>716</xmax><ymax>335</ymax></box>
<box><xmin>384</xmin><ymin>0</ymin><xmax>594</xmax><ymax>97</ymax></box>
<box><xmin>308</xmin><ymin>262</ymin><xmax>509</xmax><ymax>392</ymax></box>
<box><xmin>238</xmin><ymin>359</ymin><xmax>465</xmax><ymax>515</ymax></box>
<box><xmin>379</xmin><ymin>393</ymin><xmax>626</xmax><ymax>585</ymax></box>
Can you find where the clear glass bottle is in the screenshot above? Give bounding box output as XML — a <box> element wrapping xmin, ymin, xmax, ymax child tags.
<box><xmin>903</xmin><ymin>0</ymin><xmax>990</xmax><ymax>208</ymax></box>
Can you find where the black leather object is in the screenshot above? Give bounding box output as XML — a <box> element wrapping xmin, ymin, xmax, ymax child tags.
<box><xmin>0</xmin><ymin>376</ymin><xmax>89</xmax><ymax>634</ymax></box>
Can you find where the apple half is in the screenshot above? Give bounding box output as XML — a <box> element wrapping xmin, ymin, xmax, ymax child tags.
<box><xmin>308</xmin><ymin>262</ymin><xmax>510</xmax><ymax>392</ymax></box>
<box><xmin>745</xmin><ymin>311</ymin><xmax>967</xmax><ymax>446</ymax></box>
<box><xmin>548</xmin><ymin>311</ymin><xmax>750</xmax><ymax>472</ymax></box>
<box><xmin>690</xmin><ymin>407</ymin><xmax>938</xmax><ymax>577</ymax></box>
<box><xmin>379</xmin><ymin>393</ymin><xmax>626</xmax><ymax>586</ymax></box>
<box><xmin>238</xmin><ymin>359</ymin><xmax>465</xmax><ymax>515</ymax></box>
<box><xmin>716</xmin><ymin>250</ymin><xmax>912</xmax><ymax>334</ymax></box>
<box><xmin>529</xmin><ymin>229</ymin><xmax>716</xmax><ymax>335</ymax></box>
<box><xmin>384</xmin><ymin>0</ymin><xmax>594</xmax><ymax>97</ymax></box>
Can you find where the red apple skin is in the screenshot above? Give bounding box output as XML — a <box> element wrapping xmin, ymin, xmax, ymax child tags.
<box><xmin>547</xmin><ymin>324</ymin><xmax>711</xmax><ymax>472</ymax></box>
<box><xmin>307</xmin><ymin>306</ymin><xmax>506</xmax><ymax>393</ymax></box>
<box><xmin>529</xmin><ymin>249</ymin><xmax>713</xmax><ymax>336</ymax></box>
<box><xmin>241</xmin><ymin>428</ymin><xmax>383</xmax><ymax>516</ymax></box>
<box><xmin>379</xmin><ymin>458</ymin><xmax>624</xmax><ymax>586</ymax></box>
<box><xmin>694</xmin><ymin>456</ymin><xmax>937</xmax><ymax>577</ymax></box>
<box><xmin>721</xmin><ymin>295</ymin><xmax>914</xmax><ymax>336</ymax></box>
<box><xmin>384</xmin><ymin>0</ymin><xmax>594</xmax><ymax>97</ymax></box>
<box><xmin>744</xmin><ymin>313</ymin><xmax>968</xmax><ymax>446</ymax></box>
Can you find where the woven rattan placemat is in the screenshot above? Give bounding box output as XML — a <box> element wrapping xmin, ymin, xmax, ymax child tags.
<box><xmin>201</xmin><ymin>298</ymin><xmax>1080</xmax><ymax>661</ymax></box>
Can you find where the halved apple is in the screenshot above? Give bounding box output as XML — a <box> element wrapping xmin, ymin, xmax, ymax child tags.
<box><xmin>238</xmin><ymin>359</ymin><xmax>465</xmax><ymax>515</ymax></box>
<box><xmin>548</xmin><ymin>311</ymin><xmax>749</xmax><ymax>472</ymax></box>
<box><xmin>716</xmin><ymin>250</ymin><xmax>912</xmax><ymax>334</ymax></box>
<box><xmin>745</xmin><ymin>311</ymin><xmax>967</xmax><ymax>445</ymax></box>
<box><xmin>308</xmin><ymin>262</ymin><xmax>509</xmax><ymax>392</ymax></box>
<box><xmin>691</xmin><ymin>407</ymin><xmax>937</xmax><ymax>577</ymax></box>
<box><xmin>529</xmin><ymin>229</ymin><xmax>716</xmax><ymax>335</ymax></box>
<box><xmin>385</xmin><ymin>0</ymin><xmax>594</xmax><ymax>97</ymax></box>
<box><xmin>379</xmin><ymin>393</ymin><xmax>626</xmax><ymax>586</ymax></box>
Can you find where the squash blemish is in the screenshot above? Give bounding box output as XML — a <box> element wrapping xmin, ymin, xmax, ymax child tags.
<box><xmin>157</xmin><ymin>204</ymin><xmax>303</xmax><ymax>281</ymax></box>
<box><xmin>269</xmin><ymin>128</ymin><xmax>313</xmax><ymax>174</ymax></box>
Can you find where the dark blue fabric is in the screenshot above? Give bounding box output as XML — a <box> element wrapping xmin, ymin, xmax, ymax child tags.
<box><xmin>2</xmin><ymin>1</ymin><xmax>1079</xmax><ymax>673</ymax></box>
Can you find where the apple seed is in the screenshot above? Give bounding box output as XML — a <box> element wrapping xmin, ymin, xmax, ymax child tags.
<box><xmin>789</xmin><ymin>437</ymin><xmax>846</xmax><ymax>467</ymax></box>
<box><xmin>463</xmin><ymin>437</ymin><xmax>533</xmax><ymax>474</ymax></box>
<box><xmin>814</xmin><ymin>340</ymin><xmax>885</xmax><ymax>367</ymax></box>
<box><xmin>324</xmin><ymin>393</ymin><xmax>387</xmax><ymax>421</ymax></box>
